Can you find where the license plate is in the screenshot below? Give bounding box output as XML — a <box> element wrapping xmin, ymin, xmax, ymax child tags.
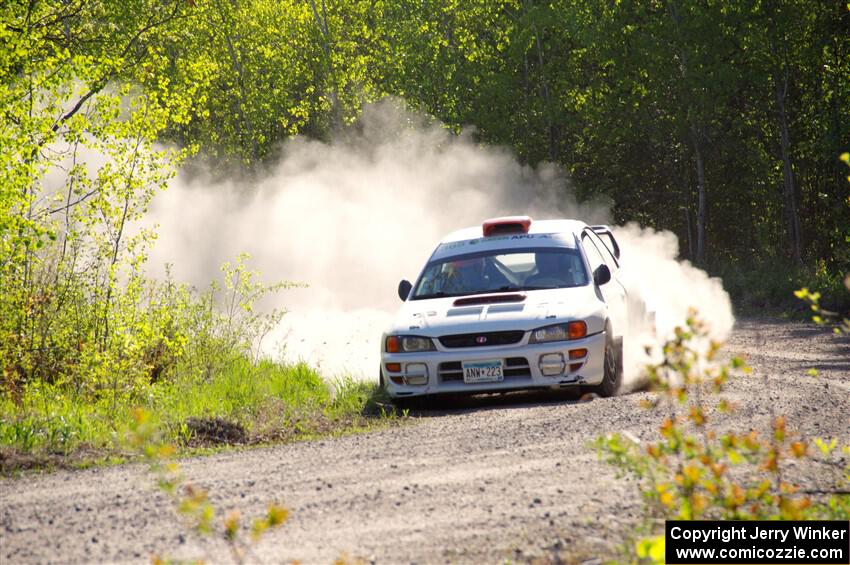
<box><xmin>462</xmin><ymin>359</ymin><xmax>504</xmax><ymax>383</ymax></box>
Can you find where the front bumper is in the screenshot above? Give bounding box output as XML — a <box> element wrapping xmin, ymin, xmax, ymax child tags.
<box><xmin>380</xmin><ymin>331</ymin><xmax>606</xmax><ymax>398</ymax></box>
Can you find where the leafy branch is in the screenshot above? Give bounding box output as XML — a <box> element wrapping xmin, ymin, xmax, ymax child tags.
<box><xmin>127</xmin><ymin>407</ymin><xmax>289</xmax><ymax>564</ymax></box>
<box><xmin>597</xmin><ymin>311</ymin><xmax>850</xmax><ymax>564</ymax></box>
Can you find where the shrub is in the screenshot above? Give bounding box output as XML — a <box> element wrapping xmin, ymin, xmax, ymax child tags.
<box><xmin>596</xmin><ymin>312</ymin><xmax>849</xmax><ymax>563</ymax></box>
<box><xmin>127</xmin><ymin>407</ymin><xmax>289</xmax><ymax>564</ymax></box>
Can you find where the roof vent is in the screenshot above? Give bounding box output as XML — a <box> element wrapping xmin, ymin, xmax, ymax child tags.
<box><xmin>482</xmin><ymin>216</ymin><xmax>532</xmax><ymax>237</ymax></box>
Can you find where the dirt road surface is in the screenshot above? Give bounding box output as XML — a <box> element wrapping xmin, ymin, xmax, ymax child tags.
<box><xmin>1</xmin><ymin>318</ymin><xmax>848</xmax><ymax>564</ymax></box>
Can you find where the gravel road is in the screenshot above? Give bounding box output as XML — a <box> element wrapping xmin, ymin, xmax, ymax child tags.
<box><xmin>1</xmin><ymin>318</ymin><xmax>848</xmax><ymax>564</ymax></box>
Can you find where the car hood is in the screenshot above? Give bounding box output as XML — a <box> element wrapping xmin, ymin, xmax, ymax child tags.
<box><xmin>386</xmin><ymin>286</ymin><xmax>605</xmax><ymax>337</ymax></box>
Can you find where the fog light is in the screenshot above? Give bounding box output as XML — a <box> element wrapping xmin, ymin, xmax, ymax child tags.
<box><xmin>385</xmin><ymin>362</ymin><xmax>401</xmax><ymax>373</ymax></box>
<box><xmin>390</xmin><ymin>376</ymin><xmax>404</xmax><ymax>385</ymax></box>
<box><xmin>539</xmin><ymin>353</ymin><xmax>565</xmax><ymax>377</ymax></box>
<box><xmin>569</xmin><ymin>348</ymin><xmax>587</xmax><ymax>360</ymax></box>
<box><xmin>569</xmin><ymin>362</ymin><xmax>583</xmax><ymax>373</ymax></box>
<box><xmin>404</xmin><ymin>363</ymin><xmax>428</xmax><ymax>386</ymax></box>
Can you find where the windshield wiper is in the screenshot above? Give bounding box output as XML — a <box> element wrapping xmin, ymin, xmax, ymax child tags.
<box><xmin>494</xmin><ymin>285</ymin><xmax>522</xmax><ymax>292</ymax></box>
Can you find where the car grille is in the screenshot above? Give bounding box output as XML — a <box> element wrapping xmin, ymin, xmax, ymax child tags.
<box><xmin>438</xmin><ymin>330</ymin><xmax>525</xmax><ymax>348</ymax></box>
<box><xmin>438</xmin><ymin>357</ymin><xmax>532</xmax><ymax>383</ymax></box>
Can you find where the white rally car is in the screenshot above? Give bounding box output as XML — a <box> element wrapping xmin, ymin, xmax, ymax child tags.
<box><xmin>380</xmin><ymin>216</ymin><xmax>628</xmax><ymax>402</ymax></box>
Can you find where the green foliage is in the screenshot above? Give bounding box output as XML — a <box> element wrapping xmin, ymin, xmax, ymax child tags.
<box><xmin>0</xmin><ymin>3</ymin><xmax>390</xmax><ymax>469</ymax></box>
<box><xmin>0</xmin><ymin>247</ymin><xmax>388</xmax><ymax>461</ymax></box>
<box><xmin>128</xmin><ymin>0</ymin><xmax>849</xmax><ymax>270</ymax></box>
<box><xmin>0</xmin><ymin>248</ymin><xmax>298</xmax><ymax>450</ymax></box>
<box><xmin>597</xmin><ymin>312</ymin><xmax>849</xmax><ymax>563</ymax></box>
<box><xmin>794</xmin><ymin>152</ymin><xmax>850</xmax><ymax>332</ymax></box>
<box><xmin>4</xmin><ymin>0</ymin><xmax>847</xmax><ymax>310</ymax></box>
<box><xmin>0</xmin><ymin>1</ymin><xmax>205</xmax><ymax>415</ymax></box>
<box><xmin>635</xmin><ymin>535</ymin><xmax>665</xmax><ymax>565</ymax></box>
<box><xmin>713</xmin><ymin>258</ymin><xmax>850</xmax><ymax>313</ymax></box>
<box><xmin>159</xmin><ymin>254</ymin><xmax>301</xmax><ymax>383</ymax></box>
<box><xmin>795</xmin><ymin>285</ymin><xmax>850</xmax><ymax>334</ymax></box>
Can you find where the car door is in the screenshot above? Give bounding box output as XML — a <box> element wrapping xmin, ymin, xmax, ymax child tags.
<box><xmin>581</xmin><ymin>230</ymin><xmax>628</xmax><ymax>339</ymax></box>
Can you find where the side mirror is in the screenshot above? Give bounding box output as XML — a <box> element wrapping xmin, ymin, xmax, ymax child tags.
<box><xmin>398</xmin><ymin>279</ymin><xmax>412</xmax><ymax>301</ymax></box>
<box><xmin>593</xmin><ymin>264</ymin><xmax>611</xmax><ymax>286</ymax></box>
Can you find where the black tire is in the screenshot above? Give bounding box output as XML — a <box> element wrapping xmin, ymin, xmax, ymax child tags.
<box><xmin>391</xmin><ymin>396</ymin><xmax>420</xmax><ymax>411</ymax></box>
<box><xmin>590</xmin><ymin>326</ymin><xmax>622</xmax><ymax>397</ymax></box>
<box><xmin>379</xmin><ymin>366</ymin><xmax>385</xmax><ymax>389</ymax></box>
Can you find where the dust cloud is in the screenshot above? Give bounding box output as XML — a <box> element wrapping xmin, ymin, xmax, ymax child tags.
<box><xmin>146</xmin><ymin>99</ymin><xmax>733</xmax><ymax>384</ymax></box>
<box><xmin>614</xmin><ymin>225</ymin><xmax>734</xmax><ymax>389</ymax></box>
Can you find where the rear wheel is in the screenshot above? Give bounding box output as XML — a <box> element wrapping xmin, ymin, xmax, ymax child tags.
<box><xmin>590</xmin><ymin>327</ymin><xmax>622</xmax><ymax>397</ymax></box>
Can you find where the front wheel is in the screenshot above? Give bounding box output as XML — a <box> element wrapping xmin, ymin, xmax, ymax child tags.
<box><xmin>590</xmin><ymin>329</ymin><xmax>622</xmax><ymax>397</ymax></box>
<box><xmin>379</xmin><ymin>368</ymin><xmax>422</xmax><ymax>409</ymax></box>
<box><xmin>390</xmin><ymin>395</ymin><xmax>424</xmax><ymax>411</ymax></box>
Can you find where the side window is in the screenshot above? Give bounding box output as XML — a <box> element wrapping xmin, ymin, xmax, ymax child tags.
<box><xmin>581</xmin><ymin>234</ymin><xmax>606</xmax><ymax>273</ymax></box>
<box><xmin>587</xmin><ymin>230</ymin><xmax>618</xmax><ymax>269</ymax></box>
<box><xmin>595</xmin><ymin>231</ymin><xmax>620</xmax><ymax>263</ymax></box>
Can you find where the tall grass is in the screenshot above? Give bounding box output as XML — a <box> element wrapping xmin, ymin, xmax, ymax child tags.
<box><xmin>158</xmin><ymin>360</ymin><xmax>331</xmax><ymax>424</ymax></box>
<box><xmin>0</xmin><ymin>358</ymin><xmax>386</xmax><ymax>466</ymax></box>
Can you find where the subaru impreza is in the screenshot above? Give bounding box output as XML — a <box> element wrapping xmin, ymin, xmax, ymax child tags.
<box><xmin>380</xmin><ymin>216</ymin><xmax>628</xmax><ymax>402</ymax></box>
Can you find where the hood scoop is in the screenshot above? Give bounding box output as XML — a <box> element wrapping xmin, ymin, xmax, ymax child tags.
<box><xmin>452</xmin><ymin>293</ymin><xmax>526</xmax><ymax>307</ymax></box>
<box><xmin>487</xmin><ymin>303</ymin><xmax>525</xmax><ymax>314</ymax></box>
<box><xmin>447</xmin><ymin>306</ymin><xmax>484</xmax><ymax>317</ymax></box>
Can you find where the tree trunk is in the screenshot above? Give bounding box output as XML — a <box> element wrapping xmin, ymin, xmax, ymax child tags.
<box><xmin>666</xmin><ymin>0</ymin><xmax>707</xmax><ymax>264</ymax></box>
<box><xmin>215</xmin><ymin>0</ymin><xmax>257</xmax><ymax>162</ymax></box>
<box><xmin>308</xmin><ymin>0</ymin><xmax>341</xmax><ymax>131</ymax></box>
<box><xmin>532</xmin><ymin>24</ymin><xmax>557</xmax><ymax>162</ymax></box>
<box><xmin>685</xmin><ymin>207</ymin><xmax>696</xmax><ymax>260</ymax></box>
<box><xmin>775</xmin><ymin>63</ymin><xmax>802</xmax><ymax>264</ymax></box>
<box><xmin>691</xmin><ymin>124</ymin><xmax>707</xmax><ymax>264</ymax></box>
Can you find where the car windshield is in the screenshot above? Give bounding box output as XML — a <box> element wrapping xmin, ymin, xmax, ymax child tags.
<box><xmin>412</xmin><ymin>247</ymin><xmax>589</xmax><ymax>299</ymax></box>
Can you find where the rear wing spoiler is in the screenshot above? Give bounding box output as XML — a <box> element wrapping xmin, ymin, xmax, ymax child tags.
<box><xmin>590</xmin><ymin>225</ymin><xmax>621</xmax><ymax>260</ymax></box>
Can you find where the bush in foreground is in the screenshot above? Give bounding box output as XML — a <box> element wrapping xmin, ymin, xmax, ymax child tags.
<box><xmin>596</xmin><ymin>312</ymin><xmax>849</xmax><ymax>563</ymax></box>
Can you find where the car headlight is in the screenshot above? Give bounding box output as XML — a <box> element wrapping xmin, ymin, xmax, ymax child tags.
<box><xmin>529</xmin><ymin>321</ymin><xmax>587</xmax><ymax>343</ymax></box>
<box><xmin>385</xmin><ymin>335</ymin><xmax>436</xmax><ymax>353</ymax></box>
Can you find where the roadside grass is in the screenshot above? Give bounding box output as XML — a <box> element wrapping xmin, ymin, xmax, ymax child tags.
<box><xmin>0</xmin><ymin>359</ymin><xmax>400</xmax><ymax>475</ymax></box>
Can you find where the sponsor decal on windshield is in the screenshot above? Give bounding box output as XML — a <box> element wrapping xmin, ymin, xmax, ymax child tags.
<box><xmin>436</xmin><ymin>233</ymin><xmax>554</xmax><ymax>253</ymax></box>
